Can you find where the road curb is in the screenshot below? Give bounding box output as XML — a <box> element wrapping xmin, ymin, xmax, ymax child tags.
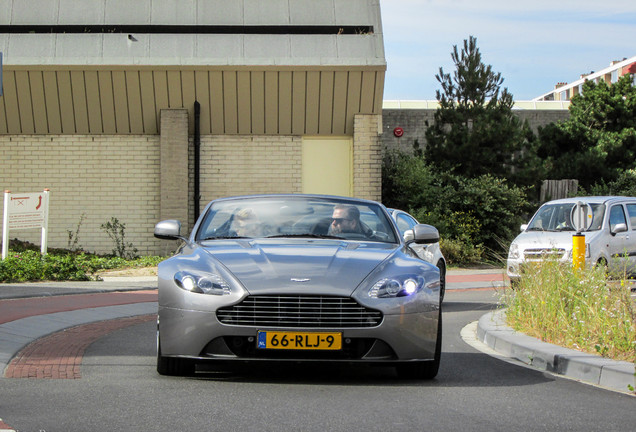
<box><xmin>477</xmin><ymin>309</ymin><xmax>635</xmax><ymax>394</ymax></box>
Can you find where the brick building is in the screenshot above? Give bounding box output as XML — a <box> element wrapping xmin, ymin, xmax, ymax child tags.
<box><xmin>0</xmin><ymin>0</ymin><xmax>386</xmax><ymax>255</ymax></box>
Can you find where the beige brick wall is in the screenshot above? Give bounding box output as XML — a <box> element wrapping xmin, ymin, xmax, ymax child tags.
<box><xmin>0</xmin><ymin>135</ymin><xmax>167</xmax><ymax>256</ymax></box>
<box><xmin>1</xmin><ymin>125</ymin><xmax>380</xmax><ymax>255</ymax></box>
<box><xmin>160</xmin><ymin>109</ymin><xmax>190</xmax><ymax>234</ymax></box>
<box><xmin>353</xmin><ymin>114</ymin><xmax>382</xmax><ymax>201</ymax></box>
<box><xmin>198</xmin><ymin>135</ymin><xmax>303</xmax><ymax>204</ymax></box>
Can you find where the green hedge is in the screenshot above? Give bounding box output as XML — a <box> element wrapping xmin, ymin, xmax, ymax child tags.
<box><xmin>383</xmin><ymin>151</ymin><xmax>531</xmax><ymax>264</ymax></box>
<box><xmin>0</xmin><ymin>250</ymin><xmax>164</xmax><ymax>283</ymax></box>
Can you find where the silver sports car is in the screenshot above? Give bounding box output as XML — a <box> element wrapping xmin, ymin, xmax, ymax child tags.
<box><xmin>154</xmin><ymin>195</ymin><xmax>442</xmax><ymax>379</ymax></box>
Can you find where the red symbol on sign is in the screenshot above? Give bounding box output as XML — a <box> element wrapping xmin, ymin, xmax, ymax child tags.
<box><xmin>393</xmin><ymin>127</ymin><xmax>404</xmax><ymax>138</ymax></box>
<box><xmin>36</xmin><ymin>195</ymin><xmax>42</xmax><ymax>210</ymax></box>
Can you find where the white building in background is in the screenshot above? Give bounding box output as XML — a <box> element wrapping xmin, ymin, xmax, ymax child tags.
<box><xmin>534</xmin><ymin>55</ymin><xmax>636</xmax><ymax>102</ymax></box>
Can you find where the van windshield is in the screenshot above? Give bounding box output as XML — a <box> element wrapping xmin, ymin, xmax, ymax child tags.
<box><xmin>526</xmin><ymin>203</ymin><xmax>605</xmax><ymax>232</ymax></box>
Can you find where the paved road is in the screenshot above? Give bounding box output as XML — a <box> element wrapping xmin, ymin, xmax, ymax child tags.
<box><xmin>1</xmin><ymin>284</ymin><xmax>634</xmax><ymax>431</ymax></box>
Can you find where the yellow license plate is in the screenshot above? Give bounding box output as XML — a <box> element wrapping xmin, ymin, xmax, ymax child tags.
<box><xmin>257</xmin><ymin>331</ymin><xmax>342</xmax><ymax>350</ymax></box>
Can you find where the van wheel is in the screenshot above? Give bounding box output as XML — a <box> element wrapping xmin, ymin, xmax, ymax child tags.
<box><xmin>596</xmin><ymin>258</ymin><xmax>609</xmax><ymax>275</ymax></box>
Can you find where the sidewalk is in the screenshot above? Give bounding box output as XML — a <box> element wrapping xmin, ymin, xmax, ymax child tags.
<box><xmin>0</xmin><ymin>276</ymin><xmax>156</xmax><ymax>300</ymax></box>
<box><xmin>446</xmin><ymin>267</ymin><xmax>507</xmax><ymax>290</ymax></box>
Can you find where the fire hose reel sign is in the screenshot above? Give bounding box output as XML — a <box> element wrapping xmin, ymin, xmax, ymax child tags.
<box><xmin>7</xmin><ymin>193</ymin><xmax>47</xmax><ymax>230</ymax></box>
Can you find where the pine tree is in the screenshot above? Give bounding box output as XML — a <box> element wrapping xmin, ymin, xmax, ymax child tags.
<box><xmin>424</xmin><ymin>36</ymin><xmax>540</xmax><ymax>188</ymax></box>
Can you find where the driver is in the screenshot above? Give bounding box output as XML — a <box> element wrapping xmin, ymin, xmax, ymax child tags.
<box><xmin>329</xmin><ymin>205</ymin><xmax>364</xmax><ymax>235</ymax></box>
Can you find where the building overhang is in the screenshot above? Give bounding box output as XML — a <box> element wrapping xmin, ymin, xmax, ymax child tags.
<box><xmin>0</xmin><ymin>64</ymin><xmax>385</xmax><ymax>135</ymax></box>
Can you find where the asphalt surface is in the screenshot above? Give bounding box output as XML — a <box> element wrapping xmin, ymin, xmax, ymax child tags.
<box><xmin>0</xmin><ymin>270</ymin><xmax>633</xmax><ymax>396</ymax></box>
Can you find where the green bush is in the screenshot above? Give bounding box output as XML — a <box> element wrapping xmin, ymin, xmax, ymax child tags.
<box><xmin>439</xmin><ymin>238</ymin><xmax>484</xmax><ymax>266</ymax></box>
<box><xmin>0</xmin><ymin>248</ymin><xmax>165</xmax><ymax>283</ymax></box>
<box><xmin>586</xmin><ymin>169</ymin><xmax>636</xmax><ymax>197</ymax></box>
<box><xmin>0</xmin><ymin>250</ymin><xmax>91</xmax><ymax>282</ymax></box>
<box><xmin>101</xmin><ymin>217</ymin><xmax>138</xmax><ymax>259</ymax></box>
<box><xmin>382</xmin><ymin>150</ymin><xmax>531</xmax><ymax>261</ymax></box>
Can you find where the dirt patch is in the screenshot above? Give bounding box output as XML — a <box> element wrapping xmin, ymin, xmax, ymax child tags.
<box><xmin>96</xmin><ymin>266</ymin><xmax>158</xmax><ymax>277</ymax></box>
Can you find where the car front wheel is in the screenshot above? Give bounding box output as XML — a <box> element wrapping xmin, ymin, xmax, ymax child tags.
<box><xmin>396</xmin><ymin>307</ymin><xmax>442</xmax><ymax>380</ymax></box>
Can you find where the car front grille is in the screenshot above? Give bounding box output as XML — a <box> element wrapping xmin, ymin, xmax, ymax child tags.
<box><xmin>216</xmin><ymin>295</ymin><xmax>383</xmax><ymax>328</ymax></box>
<box><xmin>523</xmin><ymin>248</ymin><xmax>566</xmax><ymax>260</ymax></box>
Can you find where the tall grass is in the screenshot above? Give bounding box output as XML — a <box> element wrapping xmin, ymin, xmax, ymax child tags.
<box><xmin>503</xmin><ymin>259</ymin><xmax>636</xmax><ymax>363</ymax></box>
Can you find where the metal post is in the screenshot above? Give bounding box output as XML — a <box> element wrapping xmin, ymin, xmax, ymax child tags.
<box><xmin>572</xmin><ymin>234</ymin><xmax>585</xmax><ymax>270</ymax></box>
<box><xmin>572</xmin><ymin>201</ymin><xmax>587</xmax><ymax>270</ymax></box>
<box><xmin>2</xmin><ymin>190</ymin><xmax>9</xmax><ymax>260</ymax></box>
<box><xmin>41</xmin><ymin>189</ymin><xmax>50</xmax><ymax>256</ymax></box>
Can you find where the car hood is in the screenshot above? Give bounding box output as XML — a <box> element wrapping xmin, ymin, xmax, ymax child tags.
<box><xmin>200</xmin><ymin>239</ymin><xmax>396</xmax><ymax>296</ymax></box>
<box><xmin>513</xmin><ymin>230</ymin><xmax>596</xmax><ymax>250</ymax></box>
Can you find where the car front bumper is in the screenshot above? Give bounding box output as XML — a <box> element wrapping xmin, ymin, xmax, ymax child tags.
<box><xmin>158</xmin><ymin>305</ymin><xmax>440</xmax><ymax>363</ymax></box>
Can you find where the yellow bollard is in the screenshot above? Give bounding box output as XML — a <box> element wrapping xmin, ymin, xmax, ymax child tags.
<box><xmin>572</xmin><ymin>234</ymin><xmax>586</xmax><ymax>270</ymax></box>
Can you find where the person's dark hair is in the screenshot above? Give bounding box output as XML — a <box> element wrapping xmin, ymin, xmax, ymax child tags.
<box><xmin>334</xmin><ymin>205</ymin><xmax>360</xmax><ymax>221</ymax></box>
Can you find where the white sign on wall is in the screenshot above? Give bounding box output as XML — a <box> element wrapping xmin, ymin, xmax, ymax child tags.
<box><xmin>2</xmin><ymin>189</ymin><xmax>50</xmax><ymax>259</ymax></box>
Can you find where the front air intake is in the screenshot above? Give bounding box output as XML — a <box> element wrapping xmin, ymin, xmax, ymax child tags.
<box><xmin>217</xmin><ymin>295</ymin><xmax>382</xmax><ymax>328</ymax></box>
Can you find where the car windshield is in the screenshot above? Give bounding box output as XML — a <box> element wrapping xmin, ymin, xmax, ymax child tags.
<box><xmin>526</xmin><ymin>203</ymin><xmax>605</xmax><ymax>232</ymax></box>
<box><xmin>195</xmin><ymin>196</ymin><xmax>398</xmax><ymax>243</ymax></box>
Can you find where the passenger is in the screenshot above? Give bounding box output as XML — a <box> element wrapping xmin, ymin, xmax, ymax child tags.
<box><xmin>233</xmin><ymin>208</ymin><xmax>260</xmax><ymax>237</ymax></box>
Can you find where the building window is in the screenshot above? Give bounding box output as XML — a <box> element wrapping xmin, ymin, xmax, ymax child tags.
<box><xmin>611</xmin><ymin>70</ymin><xmax>619</xmax><ymax>83</ymax></box>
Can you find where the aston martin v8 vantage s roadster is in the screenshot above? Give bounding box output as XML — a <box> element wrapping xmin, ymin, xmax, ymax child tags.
<box><xmin>154</xmin><ymin>195</ymin><xmax>442</xmax><ymax>379</ymax></box>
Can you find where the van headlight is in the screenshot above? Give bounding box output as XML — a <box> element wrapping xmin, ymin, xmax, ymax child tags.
<box><xmin>508</xmin><ymin>243</ymin><xmax>520</xmax><ymax>259</ymax></box>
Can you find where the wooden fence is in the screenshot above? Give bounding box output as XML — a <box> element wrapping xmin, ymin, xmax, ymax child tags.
<box><xmin>540</xmin><ymin>179</ymin><xmax>579</xmax><ymax>202</ymax></box>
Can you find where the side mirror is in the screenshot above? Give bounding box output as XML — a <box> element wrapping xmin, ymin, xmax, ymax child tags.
<box><xmin>610</xmin><ymin>223</ymin><xmax>627</xmax><ymax>236</ymax></box>
<box><xmin>410</xmin><ymin>224</ymin><xmax>440</xmax><ymax>245</ymax></box>
<box><xmin>154</xmin><ymin>220</ymin><xmax>185</xmax><ymax>240</ymax></box>
<box><xmin>520</xmin><ymin>224</ymin><xmax>528</xmax><ymax>232</ymax></box>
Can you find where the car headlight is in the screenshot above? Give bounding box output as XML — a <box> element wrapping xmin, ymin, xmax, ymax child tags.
<box><xmin>508</xmin><ymin>242</ymin><xmax>520</xmax><ymax>260</ymax></box>
<box><xmin>174</xmin><ymin>271</ymin><xmax>232</xmax><ymax>295</ymax></box>
<box><xmin>368</xmin><ymin>275</ymin><xmax>427</xmax><ymax>298</ymax></box>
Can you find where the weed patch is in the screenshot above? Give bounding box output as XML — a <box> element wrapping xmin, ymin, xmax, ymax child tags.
<box><xmin>502</xmin><ymin>259</ymin><xmax>636</xmax><ymax>362</ymax></box>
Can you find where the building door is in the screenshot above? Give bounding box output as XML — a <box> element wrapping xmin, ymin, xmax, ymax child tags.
<box><xmin>302</xmin><ymin>137</ymin><xmax>352</xmax><ymax>196</ymax></box>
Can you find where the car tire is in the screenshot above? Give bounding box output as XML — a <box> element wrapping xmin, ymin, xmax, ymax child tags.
<box><xmin>436</xmin><ymin>260</ymin><xmax>446</xmax><ymax>303</ymax></box>
<box><xmin>157</xmin><ymin>339</ymin><xmax>195</xmax><ymax>376</ymax></box>
<box><xmin>396</xmin><ymin>307</ymin><xmax>442</xmax><ymax>380</ymax></box>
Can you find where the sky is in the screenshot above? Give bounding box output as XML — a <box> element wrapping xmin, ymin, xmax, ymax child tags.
<box><xmin>379</xmin><ymin>0</ymin><xmax>636</xmax><ymax>101</ymax></box>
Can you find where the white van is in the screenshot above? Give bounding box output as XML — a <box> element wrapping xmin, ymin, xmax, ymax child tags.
<box><xmin>507</xmin><ymin>196</ymin><xmax>636</xmax><ymax>280</ymax></box>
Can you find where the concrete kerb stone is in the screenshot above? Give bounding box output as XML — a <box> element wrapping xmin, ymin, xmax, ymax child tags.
<box><xmin>477</xmin><ymin>309</ymin><xmax>635</xmax><ymax>394</ymax></box>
